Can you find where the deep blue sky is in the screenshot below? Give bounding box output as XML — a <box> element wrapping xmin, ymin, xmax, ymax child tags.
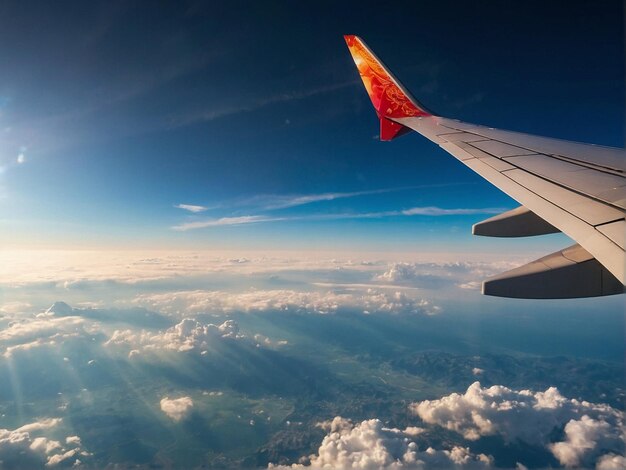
<box><xmin>0</xmin><ymin>0</ymin><xmax>623</xmax><ymax>250</ymax></box>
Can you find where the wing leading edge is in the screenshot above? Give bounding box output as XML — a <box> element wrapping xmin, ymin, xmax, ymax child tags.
<box><xmin>344</xmin><ymin>35</ymin><xmax>625</xmax><ymax>299</ymax></box>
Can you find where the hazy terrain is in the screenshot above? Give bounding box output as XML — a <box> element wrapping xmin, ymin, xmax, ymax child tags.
<box><xmin>0</xmin><ymin>251</ymin><xmax>623</xmax><ymax>468</ymax></box>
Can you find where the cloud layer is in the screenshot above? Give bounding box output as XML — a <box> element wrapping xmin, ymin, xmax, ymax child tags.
<box><xmin>269</xmin><ymin>416</ymin><xmax>492</xmax><ymax>469</ymax></box>
<box><xmin>0</xmin><ymin>418</ymin><xmax>88</xmax><ymax>467</ymax></box>
<box><xmin>132</xmin><ymin>289</ymin><xmax>440</xmax><ymax>316</ymax></box>
<box><xmin>0</xmin><ymin>304</ymin><xmax>99</xmax><ymax>358</ymax></box>
<box><xmin>172</xmin><ymin>206</ymin><xmax>506</xmax><ymax>231</ymax></box>
<box><xmin>411</xmin><ymin>382</ymin><xmax>624</xmax><ymax>468</ymax></box>
<box><xmin>0</xmin><ymin>250</ymin><xmax>524</xmax><ymax>295</ymax></box>
<box><xmin>106</xmin><ymin>318</ymin><xmax>243</xmax><ymax>354</ymax></box>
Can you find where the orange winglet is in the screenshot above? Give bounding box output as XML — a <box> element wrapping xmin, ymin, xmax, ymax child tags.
<box><xmin>344</xmin><ymin>35</ymin><xmax>431</xmax><ymax>140</ymax></box>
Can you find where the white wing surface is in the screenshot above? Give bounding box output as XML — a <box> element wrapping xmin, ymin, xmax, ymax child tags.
<box><xmin>344</xmin><ymin>35</ymin><xmax>625</xmax><ymax>299</ymax></box>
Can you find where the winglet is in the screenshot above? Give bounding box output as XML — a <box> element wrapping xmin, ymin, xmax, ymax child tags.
<box><xmin>344</xmin><ymin>35</ymin><xmax>432</xmax><ymax>141</ymax></box>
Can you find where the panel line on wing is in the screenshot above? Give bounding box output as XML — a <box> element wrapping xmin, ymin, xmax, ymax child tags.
<box><xmin>439</xmin><ymin>141</ymin><xmax>624</xmax><ymax>251</ymax></box>
<box><xmin>433</xmin><ymin>124</ymin><xmax>626</xmax><ymax>219</ymax></box>
<box><xmin>496</xmin><ymin>169</ymin><xmax>625</xmax><ymax>250</ymax></box>
<box><xmin>505</xmin><ymin>169</ymin><xmax>624</xmax><ymax>228</ymax></box>
<box><xmin>456</xmin><ymin>154</ymin><xmax>625</xmax><ymax>281</ymax></box>
<box><xmin>443</xmin><ymin>135</ymin><xmax>626</xmax><ymax>213</ymax></box>
<box><xmin>504</xmin><ymin>168</ymin><xmax>622</xmax><ymax>230</ymax></box>
<box><xmin>439</xmin><ymin>122</ymin><xmax>626</xmax><ymax>174</ymax></box>
<box><xmin>501</xmin><ymin>158</ymin><xmax>626</xmax><ymax>213</ymax></box>
<box><xmin>595</xmin><ymin>218</ymin><xmax>626</xmax><ymax>227</ymax></box>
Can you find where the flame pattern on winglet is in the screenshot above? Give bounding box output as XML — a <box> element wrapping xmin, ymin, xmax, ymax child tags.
<box><xmin>344</xmin><ymin>35</ymin><xmax>430</xmax><ymax>119</ymax></box>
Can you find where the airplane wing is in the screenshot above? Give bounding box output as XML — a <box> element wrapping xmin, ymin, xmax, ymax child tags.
<box><xmin>344</xmin><ymin>35</ymin><xmax>625</xmax><ymax>299</ymax></box>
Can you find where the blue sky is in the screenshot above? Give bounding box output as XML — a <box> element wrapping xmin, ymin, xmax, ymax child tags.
<box><xmin>0</xmin><ymin>0</ymin><xmax>623</xmax><ymax>250</ymax></box>
<box><xmin>0</xmin><ymin>5</ymin><xmax>624</xmax><ymax>467</ymax></box>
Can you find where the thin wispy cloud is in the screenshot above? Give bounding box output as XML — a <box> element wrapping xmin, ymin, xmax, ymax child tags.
<box><xmin>174</xmin><ymin>184</ymin><xmax>473</xmax><ymax>215</ymax></box>
<box><xmin>246</xmin><ymin>187</ymin><xmax>415</xmax><ymax>211</ymax></box>
<box><xmin>171</xmin><ymin>206</ymin><xmax>506</xmax><ymax>231</ymax></box>
<box><xmin>175</xmin><ymin>204</ymin><xmax>209</xmax><ymax>213</ymax></box>
<box><xmin>401</xmin><ymin>206</ymin><xmax>503</xmax><ymax>216</ymax></box>
<box><xmin>172</xmin><ymin>215</ymin><xmax>285</xmax><ymax>231</ymax></box>
<box><xmin>167</xmin><ymin>81</ymin><xmax>357</xmax><ymax>129</ymax></box>
<box><xmin>251</xmin><ymin>191</ymin><xmax>368</xmax><ymax>211</ymax></box>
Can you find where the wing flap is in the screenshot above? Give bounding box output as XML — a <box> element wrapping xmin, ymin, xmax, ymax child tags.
<box><xmin>473</xmin><ymin>206</ymin><xmax>559</xmax><ymax>237</ymax></box>
<box><xmin>483</xmin><ymin>244</ymin><xmax>624</xmax><ymax>299</ymax></box>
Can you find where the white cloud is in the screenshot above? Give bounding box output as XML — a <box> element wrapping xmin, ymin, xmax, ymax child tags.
<box><xmin>15</xmin><ymin>418</ymin><xmax>62</xmax><ymax>433</ymax></box>
<box><xmin>375</xmin><ymin>261</ymin><xmax>527</xmax><ymax>293</ymax></box>
<box><xmin>172</xmin><ymin>188</ymin><xmax>419</xmax><ymax>216</ymax></box>
<box><xmin>132</xmin><ymin>288</ymin><xmax>439</xmax><ymax>316</ymax></box>
<box><xmin>29</xmin><ymin>436</ymin><xmax>62</xmax><ymax>454</ymax></box>
<box><xmin>0</xmin><ymin>250</ymin><xmax>524</xmax><ymax>290</ymax></box>
<box><xmin>246</xmin><ymin>188</ymin><xmax>412</xmax><ymax>211</ymax></box>
<box><xmin>0</xmin><ymin>301</ymin><xmax>33</xmax><ymax>314</ymax></box>
<box><xmin>410</xmin><ymin>382</ymin><xmax>624</xmax><ymax>468</ymax></box>
<box><xmin>3</xmin><ymin>339</ymin><xmax>61</xmax><ymax>358</ymax></box>
<box><xmin>160</xmin><ymin>396</ymin><xmax>193</xmax><ymax>421</ymax></box>
<box><xmin>549</xmin><ymin>415</ymin><xmax>613</xmax><ymax>467</ymax></box>
<box><xmin>377</xmin><ymin>263</ymin><xmax>430</xmax><ymax>283</ymax></box>
<box><xmin>46</xmin><ymin>448</ymin><xmax>80</xmax><ymax>466</ymax></box>
<box><xmin>172</xmin><ymin>215</ymin><xmax>284</xmax><ymax>231</ymax></box>
<box><xmin>376</xmin><ymin>264</ymin><xmax>407</xmax><ymax>283</ymax></box>
<box><xmin>253</xmin><ymin>333</ymin><xmax>288</xmax><ymax>347</ymax></box>
<box><xmin>43</xmin><ymin>301</ymin><xmax>74</xmax><ymax>316</ymax></box>
<box><xmin>174</xmin><ymin>203</ymin><xmax>208</xmax><ymax>213</ymax></box>
<box><xmin>17</xmin><ymin>153</ymin><xmax>25</xmax><ymax>164</ymax></box>
<box><xmin>403</xmin><ymin>427</ymin><xmax>426</xmax><ymax>437</ymax></box>
<box><xmin>377</xmin><ymin>261</ymin><xmax>519</xmax><ymax>285</ymax></box>
<box><xmin>596</xmin><ymin>453</ymin><xmax>626</xmax><ymax>469</ymax></box>
<box><xmin>0</xmin><ymin>418</ymin><xmax>87</xmax><ymax>467</ymax></box>
<box><xmin>0</xmin><ymin>311</ymin><xmax>98</xmax><ymax>358</ymax></box>
<box><xmin>401</xmin><ymin>207</ymin><xmax>502</xmax><ymax>216</ymax></box>
<box><xmin>0</xmin><ymin>316</ymin><xmax>85</xmax><ymax>343</ymax></box>
<box><xmin>269</xmin><ymin>416</ymin><xmax>492</xmax><ymax>469</ymax></box>
<box><xmin>0</xmin><ymin>302</ymin><xmax>106</xmax><ymax>358</ymax></box>
<box><xmin>65</xmin><ymin>436</ymin><xmax>81</xmax><ymax>446</ymax></box>
<box><xmin>247</xmin><ymin>191</ymin><xmax>372</xmax><ymax>211</ymax></box>
<box><xmin>458</xmin><ymin>281</ymin><xmax>481</xmax><ymax>290</ymax></box>
<box><xmin>172</xmin><ymin>207</ymin><xmax>507</xmax><ymax>231</ymax></box>
<box><xmin>105</xmin><ymin>318</ymin><xmax>243</xmax><ymax>353</ymax></box>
